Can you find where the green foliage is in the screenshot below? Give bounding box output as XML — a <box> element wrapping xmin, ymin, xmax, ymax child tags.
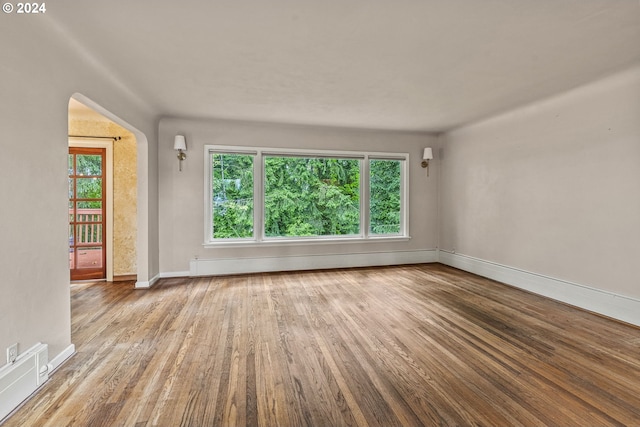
<box><xmin>210</xmin><ymin>154</ymin><xmax>402</xmax><ymax>239</ymax></box>
<box><xmin>370</xmin><ymin>159</ymin><xmax>401</xmax><ymax>234</ymax></box>
<box><xmin>75</xmin><ymin>154</ymin><xmax>102</xmax><ymax>176</ymax></box>
<box><xmin>264</xmin><ymin>157</ymin><xmax>360</xmax><ymax>237</ymax></box>
<box><xmin>70</xmin><ymin>154</ymin><xmax>103</xmax><ymax>209</ymax></box>
<box><xmin>76</xmin><ymin>178</ymin><xmax>102</xmax><ymax>200</ymax></box>
<box><xmin>212</xmin><ymin>153</ymin><xmax>254</xmax><ymax>238</ymax></box>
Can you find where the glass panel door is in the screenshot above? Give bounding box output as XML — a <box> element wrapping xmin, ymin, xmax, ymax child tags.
<box><xmin>69</xmin><ymin>147</ymin><xmax>106</xmax><ymax>280</ymax></box>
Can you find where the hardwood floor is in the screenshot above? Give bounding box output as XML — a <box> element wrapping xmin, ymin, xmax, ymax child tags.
<box><xmin>4</xmin><ymin>264</ymin><xmax>640</xmax><ymax>426</ymax></box>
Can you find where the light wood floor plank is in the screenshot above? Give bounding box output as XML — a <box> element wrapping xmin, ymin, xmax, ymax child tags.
<box><xmin>4</xmin><ymin>264</ymin><xmax>640</xmax><ymax>426</ymax></box>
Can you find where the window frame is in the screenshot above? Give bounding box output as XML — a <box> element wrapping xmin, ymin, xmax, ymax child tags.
<box><xmin>204</xmin><ymin>145</ymin><xmax>409</xmax><ymax>247</ymax></box>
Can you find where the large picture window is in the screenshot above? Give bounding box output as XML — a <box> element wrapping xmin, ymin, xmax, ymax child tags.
<box><xmin>264</xmin><ymin>156</ymin><xmax>360</xmax><ymax>238</ymax></box>
<box><xmin>205</xmin><ymin>146</ymin><xmax>408</xmax><ymax>245</ymax></box>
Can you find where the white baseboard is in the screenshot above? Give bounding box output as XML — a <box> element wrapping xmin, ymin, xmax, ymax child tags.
<box><xmin>160</xmin><ymin>271</ymin><xmax>190</xmax><ymax>279</ymax></box>
<box><xmin>438</xmin><ymin>250</ymin><xmax>640</xmax><ymax>327</ymax></box>
<box><xmin>49</xmin><ymin>344</ymin><xmax>75</xmax><ymax>374</ymax></box>
<box><xmin>190</xmin><ymin>249</ymin><xmax>438</xmax><ymax>277</ymax></box>
<box><xmin>135</xmin><ymin>274</ymin><xmax>160</xmax><ymax>289</ymax></box>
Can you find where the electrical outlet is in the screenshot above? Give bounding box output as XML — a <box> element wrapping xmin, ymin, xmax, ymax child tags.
<box><xmin>7</xmin><ymin>343</ymin><xmax>18</xmax><ymax>364</ymax></box>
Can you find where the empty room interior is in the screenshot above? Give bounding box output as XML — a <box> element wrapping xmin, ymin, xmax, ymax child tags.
<box><xmin>1</xmin><ymin>1</ymin><xmax>640</xmax><ymax>426</ymax></box>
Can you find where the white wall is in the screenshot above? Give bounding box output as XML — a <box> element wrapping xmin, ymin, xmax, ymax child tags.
<box><xmin>0</xmin><ymin>17</ymin><xmax>158</xmax><ymax>361</ymax></box>
<box><xmin>440</xmin><ymin>65</ymin><xmax>640</xmax><ymax>300</ymax></box>
<box><xmin>159</xmin><ymin>118</ymin><xmax>439</xmax><ymax>274</ymax></box>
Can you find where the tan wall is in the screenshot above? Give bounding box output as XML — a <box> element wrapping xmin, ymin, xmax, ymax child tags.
<box><xmin>69</xmin><ymin>117</ymin><xmax>138</xmax><ymax>277</ymax></box>
<box><xmin>113</xmin><ymin>127</ymin><xmax>138</xmax><ymax>276</ymax></box>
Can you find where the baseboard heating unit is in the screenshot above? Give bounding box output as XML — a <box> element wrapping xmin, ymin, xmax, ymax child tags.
<box><xmin>0</xmin><ymin>343</ymin><xmax>49</xmax><ymax>422</ymax></box>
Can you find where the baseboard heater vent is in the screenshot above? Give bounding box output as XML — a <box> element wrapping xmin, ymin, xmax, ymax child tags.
<box><xmin>0</xmin><ymin>343</ymin><xmax>49</xmax><ymax>422</ymax></box>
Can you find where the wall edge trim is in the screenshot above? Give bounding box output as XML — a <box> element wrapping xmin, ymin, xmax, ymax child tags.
<box><xmin>159</xmin><ymin>271</ymin><xmax>190</xmax><ymax>279</ymax></box>
<box><xmin>438</xmin><ymin>250</ymin><xmax>640</xmax><ymax>327</ymax></box>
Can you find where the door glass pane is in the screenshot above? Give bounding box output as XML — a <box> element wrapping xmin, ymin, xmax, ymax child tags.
<box><xmin>76</xmin><ymin>203</ymin><xmax>102</xmax><ymax>223</ymax></box>
<box><xmin>76</xmin><ymin>178</ymin><xmax>102</xmax><ymax>199</ymax></box>
<box><xmin>76</xmin><ymin>224</ymin><xmax>102</xmax><ymax>245</ymax></box>
<box><xmin>76</xmin><ymin>247</ymin><xmax>102</xmax><ymax>269</ymax></box>
<box><xmin>68</xmin><ymin>178</ymin><xmax>74</xmax><ymax>199</ymax></box>
<box><xmin>76</xmin><ymin>154</ymin><xmax>102</xmax><ymax>176</ymax></box>
<box><xmin>69</xmin><ymin>225</ymin><xmax>74</xmax><ymax>269</ymax></box>
<box><xmin>77</xmin><ymin>201</ymin><xmax>102</xmax><ymax>210</ymax></box>
<box><xmin>68</xmin><ymin>154</ymin><xmax>74</xmax><ymax>175</ymax></box>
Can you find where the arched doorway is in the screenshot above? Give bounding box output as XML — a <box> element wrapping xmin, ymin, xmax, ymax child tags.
<box><xmin>68</xmin><ymin>94</ymin><xmax>149</xmax><ymax>285</ymax></box>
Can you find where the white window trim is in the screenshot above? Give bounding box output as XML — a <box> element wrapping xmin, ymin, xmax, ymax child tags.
<box><xmin>203</xmin><ymin>145</ymin><xmax>410</xmax><ymax>247</ymax></box>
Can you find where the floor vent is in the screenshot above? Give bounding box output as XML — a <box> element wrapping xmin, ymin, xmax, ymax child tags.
<box><xmin>0</xmin><ymin>343</ymin><xmax>49</xmax><ymax>422</ymax></box>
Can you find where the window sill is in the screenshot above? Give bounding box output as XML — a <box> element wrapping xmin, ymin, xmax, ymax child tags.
<box><xmin>203</xmin><ymin>235</ymin><xmax>411</xmax><ymax>249</ymax></box>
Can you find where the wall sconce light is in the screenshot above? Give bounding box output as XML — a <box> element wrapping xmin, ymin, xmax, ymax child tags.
<box><xmin>421</xmin><ymin>147</ymin><xmax>433</xmax><ymax>176</ymax></box>
<box><xmin>174</xmin><ymin>135</ymin><xmax>187</xmax><ymax>171</ymax></box>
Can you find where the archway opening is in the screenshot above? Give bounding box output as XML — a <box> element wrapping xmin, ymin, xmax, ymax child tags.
<box><xmin>68</xmin><ymin>94</ymin><xmax>149</xmax><ymax>285</ymax></box>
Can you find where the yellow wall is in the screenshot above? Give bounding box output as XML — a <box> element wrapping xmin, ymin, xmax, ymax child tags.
<box><xmin>69</xmin><ymin>115</ymin><xmax>137</xmax><ymax>277</ymax></box>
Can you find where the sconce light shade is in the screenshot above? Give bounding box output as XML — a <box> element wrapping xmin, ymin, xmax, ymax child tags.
<box><xmin>174</xmin><ymin>135</ymin><xmax>187</xmax><ymax>171</ymax></box>
<box><xmin>421</xmin><ymin>147</ymin><xmax>433</xmax><ymax>176</ymax></box>
<box><xmin>174</xmin><ymin>135</ymin><xmax>187</xmax><ymax>151</ymax></box>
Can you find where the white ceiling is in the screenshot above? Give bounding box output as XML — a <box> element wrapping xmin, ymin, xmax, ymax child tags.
<box><xmin>52</xmin><ymin>0</ymin><xmax>640</xmax><ymax>132</ymax></box>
